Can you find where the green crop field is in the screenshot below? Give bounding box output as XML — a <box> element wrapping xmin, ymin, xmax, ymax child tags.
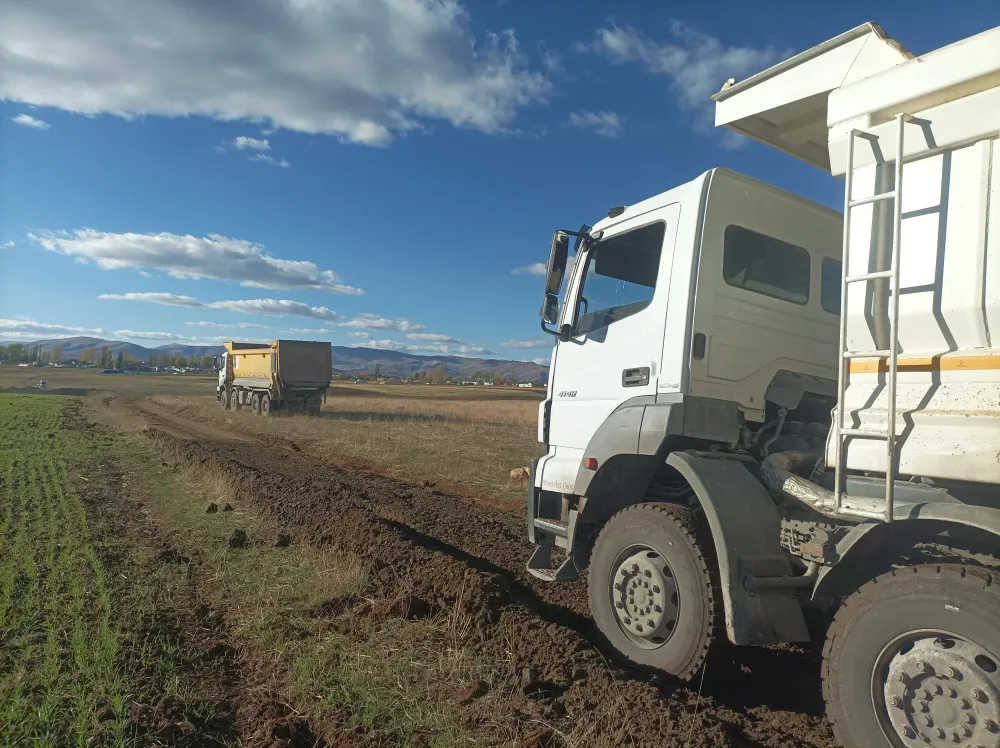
<box><xmin>0</xmin><ymin>394</ymin><xmax>131</xmax><ymax>746</ymax></box>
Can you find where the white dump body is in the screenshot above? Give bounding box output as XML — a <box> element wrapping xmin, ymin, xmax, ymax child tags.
<box><xmin>714</xmin><ymin>23</ymin><xmax>1000</xmax><ymax>484</ymax></box>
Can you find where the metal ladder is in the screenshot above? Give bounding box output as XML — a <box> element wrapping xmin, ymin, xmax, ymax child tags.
<box><xmin>833</xmin><ymin>113</ymin><xmax>911</xmax><ymax>524</ymax></box>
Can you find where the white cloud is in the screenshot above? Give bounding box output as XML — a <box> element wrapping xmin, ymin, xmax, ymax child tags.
<box><xmin>532</xmin><ymin>357</ymin><xmax>551</xmax><ymax>366</ymax></box>
<box><xmin>1</xmin><ymin>241</ymin><xmax>14</xmax><ymax>249</ymax></box>
<box><xmin>114</xmin><ymin>329</ymin><xmax>189</xmax><ymax>341</ymax></box>
<box><xmin>186</xmin><ymin>320</ymin><xmax>268</xmax><ymax>329</ymax></box>
<box><xmin>511</xmin><ymin>262</ymin><xmax>546</xmax><ymax>276</ymax></box>
<box><xmin>347</xmin><ymin>331</ymin><xmax>370</xmax><ymax>339</ymax></box>
<box><xmin>502</xmin><ymin>339</ymin><xmax>548</xmax><ymax>349</ymax></box>
<box><xmin>407</xmin><ymin>342</ymin><xmax>493</xmax><ymax>356</ymax></box>
<box><xmin>206</xmin><ymin>299</ymin><xmax>339</xmax><ymax>320</ymax></box>
<box><xmin>341</xmin><ymin>314</ymin><xmax>424</xmax><ymax>332</ymax></box>
<box><xmin>284</xmin><ymin>327</ymin><xmax>335</xmax><ymax>334</ymax></box>
<box><xmin>12</xmin><ymin>113</ymin><xmax>49</xmax><ymax>129</ymax></box>
<box><xmin>100</xmin><ymin>292</ymin><xmax>340</xmax><ymax>320</ymax></box>
<box><xmin>0</xmin><ymin>318</ymin><xmax>102</xmax><ymax>337</ymax></box>
<box><xmin>249</xmin><ymin>153</ymin><xmax>291</xmax><ymax>168</ymax></box>
<box><xmin>580</xmin><ymin>21</ymin><xmax>792</xmax><ymax>134</ymax></box>
<box><xmin>407</xmin><ymin>332</ymin><xmax>463</xmax><ymax>343</ymax></box>
<box><xmin>567</xmin><ymin>110</ymin><xmax>622</xmax><ymax>138</ymax></box>
<box><xmin>33</xmin><ymin>229</ymin><xmax>362</xmax><ymax>294</ymax></box>
<box><xmin>99</xmin><ymin>291</ymin><xmax>202</xmax><ymax>307</ymax></box>
<box><xmin>232</xmin><ymin>136</ymin><xmax>270</xmax><ymax>151</ymax></box>
<box><xmin>1</xmin><ymin>0</ymin><xmax>549</xmax><ymax>147</ymax></box>
<box><xmin>361</xmin><ymin>339</ymin><xmax>407</xmax><ymax>351</ymax></box>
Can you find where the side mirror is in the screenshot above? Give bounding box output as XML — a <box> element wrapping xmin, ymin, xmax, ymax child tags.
<box><xmin>545</xmin><ymin>231</ymin><xmax>569</xmax><ymax>296</ymax></box>
<box><xmin>213</xmin><ymin>357</ymin><xmax>219</xmax><ymax>369</ymax></box>
<box><xmin>541</xmin><ymin>294</ymin><xmax>559</xmax><ymax>325</ymax></box>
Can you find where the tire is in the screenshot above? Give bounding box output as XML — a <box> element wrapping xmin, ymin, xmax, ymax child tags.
<box><xmin>260</xmin><ymin>394</ymin><xmax>271</xmax><ymax>416</ymax></box>
<box><xmin>823</xmin><ymin>565</ymin><xmax>1000</xmax><ymax>748</ymax></box>
<box><xmin>251</xmin><ymin>393</ymin><xmax>261</xmax><ymax>414</ymax></box>
<box><xmin>232</xmin><ymin>389</ymin><xmax>242</xmax><ymax>411</ymax></box>
<box><xmin>220</xmin><ymin>389</ymin><xmax>230</xmax><ymax>410</ymax></box>
<box><xmin>587</xmin><ymin>502</ymin><xmax>718</xmax><ymax>680</ymax></box>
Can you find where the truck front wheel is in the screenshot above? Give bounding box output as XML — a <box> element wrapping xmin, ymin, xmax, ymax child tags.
<box><xmin>587</xmin><ymin>503</ymin><xmax>718</xmax><ymax>681</ymax></box>
<box><xmin>220</xmin><ymin>389</ymin><xmax>230</xmax><ymax>410</ymax></box>
<box><xmin>823</xmin><ymin>564</ymin><xmax>1000</xmax><ymax>748</ymax></box>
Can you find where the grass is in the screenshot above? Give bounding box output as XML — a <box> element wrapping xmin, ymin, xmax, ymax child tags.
<box><xmin>0</xmin><ymin>394</ymin><xmax>130</xmax><ymax>746</ymax></box>
<box><xmin>153</xmin><ymin>385</ymin><xmax>544</xmax><ymax>504</ymax></box>
<box><xmin>94</xmin><ymin>401</ymin><xmax>511</xmax><ymax>745</ymax></box>
<box><xmin>1</xmin><ymin>368</ymin><xmax>546</xmax><ymax>505</ymax></box>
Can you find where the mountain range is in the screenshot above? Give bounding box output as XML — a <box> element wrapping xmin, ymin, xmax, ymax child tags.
<box><xmin>1</xmin><ymin>336</ymin><xmax>550</xmax><ymax>382</ymax></box>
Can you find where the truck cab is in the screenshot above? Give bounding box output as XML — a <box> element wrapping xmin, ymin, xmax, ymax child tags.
<box><xmin>535</xmin><ymin>168</ymin><xmax>842</xmax><ymax>533</ymax></box>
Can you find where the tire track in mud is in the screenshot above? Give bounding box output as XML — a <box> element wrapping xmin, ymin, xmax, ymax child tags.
<box><xmin>135</xmin><ymin>401</ymin><xmax>836</xmax><ymax>748</ymax></box>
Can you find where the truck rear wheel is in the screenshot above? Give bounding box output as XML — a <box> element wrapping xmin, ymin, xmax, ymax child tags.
<box><xmin>823</xmin><ymin>565</ymin><xmax>1000</xmax><ymax>748</ymax></box>
<box><xmin>251</xmin><ymin>393</ymin><xmax>261</xmax><ymax>414</ymax></box>
<box><xmin>587</xmin><ymin>503</ymin><xmax>718</xmax><ymax>680</ymax></box>
<box><xmin>261</xmin><ymin>394</ymin><xmax>272</xmax><ymax>416</ymax></box>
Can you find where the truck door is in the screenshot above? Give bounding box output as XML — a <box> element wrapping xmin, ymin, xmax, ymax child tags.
<box><xmin>541</xmin><ymin>203</ymin><xmax>680</xmax><ymax>494</ymax></box>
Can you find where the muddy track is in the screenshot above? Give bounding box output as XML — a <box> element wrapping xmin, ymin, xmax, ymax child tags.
<box><xmin>134</xmin><ymin>400</ymin><xmax>836</xmax><ymax>747</ymax></box>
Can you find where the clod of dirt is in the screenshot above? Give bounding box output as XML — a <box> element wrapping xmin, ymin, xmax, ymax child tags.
<box><xmin>153</xmin><ymin>720</ymin><xmax>196</xmax><ymax>745</ymax></box>
<box><xmin>520</xmin><ymin>727</ymin><xmax>558</xmax><ymax>748</ymax></box>
<box><xmin>520</xmin><ymin>666</ymin><xmax>538</xmax><ymax>690</ymax></box>
<box><xmin>157</xmin><ymin>549</ymin><xmax>188</xmax><ymax>564</ymax></box>
<box><xmin>223</xmin><ymin>503</ymin><xmax>234</xmax><ymax>512</ymax></box>
<box><xmin>420</xmin><ymin>479</ymin><xmax>435</xmax><ymax>488</ymax></box>
<box><xmin>391</xmin><ymin>594</ymin><xmax>432</xmax><ymax>620</ymax></box>
<box><xmin>456</xmin><ymin>680</ymin><xmax>488</xmax><ymax>705</ymax></box>
<box><xmin>206</xmin><ymin>503</ymin><xmax>219</xmax><ymax>514</ymax></box>
<box><xmin>47</xmin><ymin>433</ymin><xmax>55</xmax><ymax>439</ymax></box>
<box><xmin>229</xmin><ymin>529</ymin><xmax>250</xmax><ymax>549</ymax></box>
<box><xmin>274</xmin><ymin>534</ymin><xmax>291</xmax><ymax>548</ymax></box>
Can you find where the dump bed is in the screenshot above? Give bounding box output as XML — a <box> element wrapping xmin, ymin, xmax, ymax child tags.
<box><xmin>712</xmin><ymin>22</ymin><xmax>1000</xmax><ymax>484</ymax></box>
<box><xmin>225</xmin><ymin>340</ymin><xmax>332</xmax><ymax>390</ymax></box>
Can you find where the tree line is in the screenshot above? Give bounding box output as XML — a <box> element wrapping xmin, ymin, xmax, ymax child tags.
<box><xmin>0</xmin><ymin>343</ymin><xmax>214</xmax><ymax>371</ymax></box>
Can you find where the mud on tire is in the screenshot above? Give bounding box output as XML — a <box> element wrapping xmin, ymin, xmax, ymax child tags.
<box><xmin>823</xmin><ymin>564</ymin><xmax>1000</xmax><ymax>748</ymax></box>
<box><xmin>587</xmin><ymin>502</ymin><xmax>719</xmax><ymax>681</ymax></box>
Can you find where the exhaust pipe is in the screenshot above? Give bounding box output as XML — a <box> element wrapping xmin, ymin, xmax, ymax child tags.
<box><xmin>760</xmin><ymin>451</ymin><xmax>891</xmax><ymax>521</ymax></box>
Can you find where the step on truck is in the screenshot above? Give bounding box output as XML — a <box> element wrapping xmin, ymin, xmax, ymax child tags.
<box><xmin>216</xmin><ymin>339</ymin><xmax>331</xmax><ymax>416</ymax></box>
<box><xmin>527</xmin><ymin>21</ymin><xmax>1000</xmax><ymax>748</ymax></box>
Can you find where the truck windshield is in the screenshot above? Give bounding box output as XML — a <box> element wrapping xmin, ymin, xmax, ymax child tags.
<box><xmin>574</xmin><ymin>221</ymin><xmax>665</xmax><ymax>336</ymax></box>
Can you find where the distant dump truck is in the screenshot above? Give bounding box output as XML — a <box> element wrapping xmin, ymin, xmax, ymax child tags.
<box><xmin>216</xmin><ymin>340</ymin><xmax>331</xmax><ymax>416</ymax></box>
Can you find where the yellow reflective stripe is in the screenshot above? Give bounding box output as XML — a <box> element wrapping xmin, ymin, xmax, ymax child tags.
<box><xmin>848</xmin><ymin>355</ymin><xmax>1000</xmax><ymax>374</ymax></box>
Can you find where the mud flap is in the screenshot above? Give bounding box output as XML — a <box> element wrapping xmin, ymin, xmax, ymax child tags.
<box><xmin>666</xmin><ymin>452</ymin><xmax>810</xmax><ymax>646</ymax></box>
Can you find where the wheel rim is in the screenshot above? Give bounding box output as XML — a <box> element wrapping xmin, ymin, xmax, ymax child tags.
<box><xmin>608</xmin><ymin>544</ymin><xmax>679</xmax><ymax>650</ymax></box>
<box><xmin>874</xmin><ymin>630</ymin><xmax>1000</xmax><ymax>747</ymax></box>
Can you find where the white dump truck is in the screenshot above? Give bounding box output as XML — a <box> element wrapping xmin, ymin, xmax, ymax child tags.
<box><xmin>216</xmin><ymin>339</ymin><xmax>331</xmax><ymax>415</ymax></box>
<box><xmin>527</xmin><ymin>22</ymin><xmax>1000</xmax><ymax>748</ymax></box>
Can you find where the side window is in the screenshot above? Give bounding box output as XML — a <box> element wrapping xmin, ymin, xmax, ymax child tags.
<box><xmin>722</xmin><ymin>225</ymin><xmax>810</xmax><ymax>305</ymax></box>
<box><xmin>821</xmin><ymin>258</ymin><xmax>842</xmax><ymax>315</ymax></box>
<box><xmin>575</xmin><ymin>221</ymin><xmax>665</xmax><ymax>336</ymax></box>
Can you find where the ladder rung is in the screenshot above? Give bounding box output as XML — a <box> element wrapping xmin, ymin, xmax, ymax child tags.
<box><xmin>849</xmin><ymin>191</ymin><xmax>897</xmax><ymax>208</ymax></box>
<box><xmin>843</xmin><ymin>350</ymin><xmax>892</xmax><ymax>359</ymax></box>
<box><xmin>840</xmin><ymin>428</ymin><xmax>890</xmax><ymax>439</ymax></box>
<box><xmin>846</xmin><ymin>270</ymin><xmax>893</xmax><ymax>283</ymax></box>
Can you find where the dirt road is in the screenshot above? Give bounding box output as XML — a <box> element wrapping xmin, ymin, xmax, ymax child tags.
<box><xmin>132</xmin><ymin>398</ymin><xmax>836</xmax><ymax>747</ymax></box>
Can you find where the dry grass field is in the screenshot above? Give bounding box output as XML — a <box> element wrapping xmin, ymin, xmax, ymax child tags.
<box><xmin>0</xmin><ymin>366</ymin><xmax>546</xmax><ymax>505</ymax></box>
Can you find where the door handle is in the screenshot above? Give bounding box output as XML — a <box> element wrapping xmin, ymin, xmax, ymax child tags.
<box><xmin>622</xmin><ymin>367</ymin><xmax>650</xmax><ymax>387</ymax></box>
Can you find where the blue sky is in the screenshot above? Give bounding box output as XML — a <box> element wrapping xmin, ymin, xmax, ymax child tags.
<box><xmin>1</xmin><ymin>1</ymin><xmax>997</xmax><ymax>363</ymax></box>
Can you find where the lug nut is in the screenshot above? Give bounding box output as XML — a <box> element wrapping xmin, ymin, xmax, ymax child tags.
<box><xmin>646</xmin><ymin>619</ymin><xmax>655</xmax><ymax>628</ymax></box>
<box><xmin>950</xmin><ymin>667</ymin><xmax>962</xmax><ymax>679</ymax></box>
<box><xmin>900</xmin><ymin>725</ymin><xmax>914</xmax><ymax>738</ymax></box>
<box><xmin>924</xmin><ymin>690</ymin><xmax>934</xmax><ymax>701</ymax></box>
<box><xmin>936</xmin><ymin>684</ymin><xmax>944</xmax><ymax>696</ymax></box>
<box><xmin>891</xmin><ymin>696</ymin><xmax>904</xmax><ymax>708</ymax></box>
<box><xmin>917</xmin><ymin>661</ymin><xmax>930</xmax><ymax>673</ymax></box>
<box><xmin>651</xmin><ymin>585</ymin><xmax>660</xmax><ymax>594</ymax></box>
<box><xmin>952</xmin><ymin>731</ymin><xmax>961</xmax><ymax>743</ymax></box>
<box><xmin>920</xmin><ymin>702</ymin><xmax>930</xmax><ymax>712</ymax></box>
<box><xmin>947</xmin><ymin>687</ymin><xmax>957</xmax><ymax>698</ymax></box>
<box><xmin>937</xmin><ymin>729</ymin><xmax>947</xmax><ymax>740</ymax></box>
<box><xmin>923</xmin><ymin>716</ymin><xmax>934</xmax><ymax>727</ymax></box>
<box><xmin>643</xmin><ymin>569</ymin><xmax>651</xmax><ymax>578</ymax></box>
<box><xmin>973</xmin><ymin>688</ymin><xmax>987</xmax><ymax>702</ymax></box>
<box><xmin>964</xmin><ymin>714</ymin><xmax>975</xmax><ymax>726</ymax></box>
<box><xmin>899</xmin><ymin>674</ymin><xmax>909</xmax><ymax>684</ymax></box>
<box><xmin>984</xmin><ymin>719</ymin><xmax>998</xmax><ymax>733</ymax></box>
<box><xmin>615</xmin><ymin>602</ymin><xmax>624</xmax><ymax>609</ymax></box>
<box><xmin>960</xmin><ymin>698</ymin><xmax>971</xmax><ymax>710</ymax></box>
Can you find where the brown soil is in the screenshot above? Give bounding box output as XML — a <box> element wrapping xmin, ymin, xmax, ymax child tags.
<box><xmin>126</xmin><ymin>398</ymin><xmax>836</xmax><ymax>747</ymax></box>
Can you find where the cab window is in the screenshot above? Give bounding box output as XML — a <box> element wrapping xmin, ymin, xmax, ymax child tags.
<box><xmin>723</xmin><ymin>225</ymin><xmax>810</xmax><ymax>305</ymax></box>
<box><xmin>574</xmin><ymin>221</ymin><xmax>665</xmax><ymax>336</ymax></box>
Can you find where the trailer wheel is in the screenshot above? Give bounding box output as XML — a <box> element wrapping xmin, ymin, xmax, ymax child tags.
<box><xmin>251</xmin><ymin>393</ymin><xmax>261</xmax><ymax>414</ymax></box>
<box><xmin>587</xmin><ymin>503</ymin><xmax>718</xmax><ymax>680</ymax></box>
<box><xmin>261</xmin><ymin>394</ymin><xmax>271</xmax><ymax>416</ymax></box>
<box><xmin>823</xmin><ymin>565</ymin><xmax>1000</xmax><ymax>748</ymax></box>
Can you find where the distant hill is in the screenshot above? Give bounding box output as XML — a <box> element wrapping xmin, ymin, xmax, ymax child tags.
<box><xmin>1</xmin><ymin>336</ymin><xmax>550</xmax><ymax>382</ymax></box>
